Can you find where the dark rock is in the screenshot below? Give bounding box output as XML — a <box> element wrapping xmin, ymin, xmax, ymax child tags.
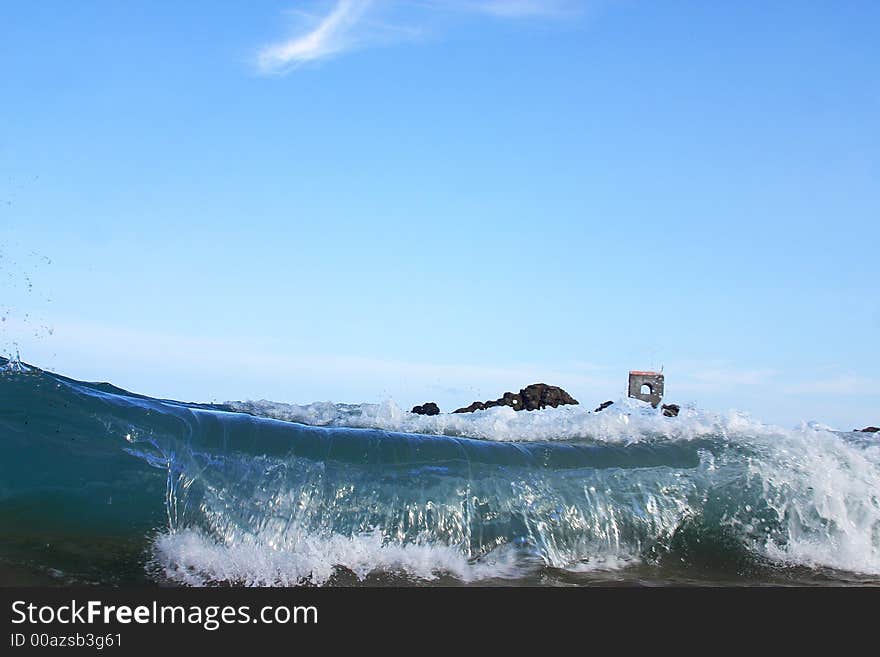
<box><xmin>520</xmin><ymin>383</ymin><xmax>578</xmax><ymax>411</ymax></box>
<box><xmin>453</xmin><ymin>401</ymin><xmax>486</xmax><ymax>414</ymax></box>
<box><xmin>453</xmin><ymin>383</ymin><xmax>578</xmax><ymax>414</ymax></box>
<box><xmin>485</xmin><ymin>391</ymin><xmax>523</xmax><ymax>411</ymax></box>
<box><xmin>661</xmin><ymin>403</ymin><xmax>680</xmax><ymax>418</ymax></box>
<box><xmin>594</xmin><ymin>400</ymin><xmax>614</xmax><ymax>413</ymax></box>
<box><xmin>855</xmin><ymin>426</ymin><xmax>879</xmax><ymax>433</ymax></box>
<box><xmin>411</xmin><ymin>402</ymin><xmax>440</xmax><ymax>416</ymax></box>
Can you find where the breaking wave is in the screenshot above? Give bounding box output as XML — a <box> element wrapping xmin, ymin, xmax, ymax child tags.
<box><xmin>1</xmin><ymin>357</ymin><xmax>879</xmax><ymax>586</ymax></box>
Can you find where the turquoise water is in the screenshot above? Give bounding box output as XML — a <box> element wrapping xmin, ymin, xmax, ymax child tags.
<box><xmin>1</xmin><ymin>356</ymin><xmax>878</xmax><ymax>586</ymax></box>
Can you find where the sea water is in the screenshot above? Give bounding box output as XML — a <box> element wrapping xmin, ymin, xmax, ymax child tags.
<box><xmin>1</xmin><ymin>356</ymin><xmax>878</xmax><ymax>586</ymax></box>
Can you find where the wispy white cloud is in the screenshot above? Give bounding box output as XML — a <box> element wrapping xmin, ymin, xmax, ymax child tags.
<box><xmin>659</xmin><ymin>360</ymin><xmax>778</xmax><ymax>394</ymax></box>
<box><xmin>686</xmin><ymin>367</ymin><xmax>778</xmax><ymax>387</ymax></box>
<box><xmin>6</xmin><ymin>316</ymin><xmax>615</xmax><ymax>409</ymax></box>
<box><xmin>256</xmin><ymin>0</ymin><xmax>588</xmax><ymax>74</ymax></box>
<box><xmin>257</xmin><ymin>0</ymin><xmax>378</xmax><ymax>73</ymax></box>
<box><xmin>782</xmin><ymin>375</ymin><xmax>879</xmax><ymax>396</ymax></box>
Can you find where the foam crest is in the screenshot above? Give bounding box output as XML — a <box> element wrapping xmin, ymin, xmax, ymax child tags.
<box><xmin>151</xmin><ymin>529</ymin><xmax>524</xmax><ymax>586</ymax></box>
<box><xmin>0</xmin><ymin>350</ymin><xmax>30</xmax><ymax>373</ymax></box>
<box><xmin>228</xmin><ymin>396</ymin><xmax>783</xmax><ymax>443</ymax></box>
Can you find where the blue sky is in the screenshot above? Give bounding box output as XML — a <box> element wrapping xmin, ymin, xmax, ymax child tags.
<box><xmin>2</xmin><ymin>1</ymin><xmax>878</xmax><ymax>428</ymax></box>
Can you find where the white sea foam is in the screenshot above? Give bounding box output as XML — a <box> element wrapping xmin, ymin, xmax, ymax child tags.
<box><xmin>0</xmin><ymin>349</ymin><xmax>30</xmax><ymax>373</ymax></box>
<box><xmin>151</xmin><ymin>529</ymin><xmax>525</xmax><ymax>587</ymax></box>
<box><xmin>743</xmin><ymin>426</ymin><xmax>880</xmax><ymax>575</ymax></box>
<box><xmin>227</xmin><ymin>396</ymin><xmax>792</xmax><ymax>444</ymax></box>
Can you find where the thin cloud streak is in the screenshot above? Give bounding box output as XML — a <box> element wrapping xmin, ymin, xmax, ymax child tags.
<box><xmin>782</xmin><ymin>375</ymin><xmax>880</xmax><ymax>396</ymax></box>
<box><xmin>6</xmin><ymin>317</ymin><xmax>615</xmax><ymax>408</ymax></box>
<box><xmin>256</xmin><ymin>0</ymin><xmax>587</xmax><ymax>73</ymax></box>
<box><xmin>257</xmin><ymin>0</ymin><xmax>375</xmax><ymax>73</ymax></box>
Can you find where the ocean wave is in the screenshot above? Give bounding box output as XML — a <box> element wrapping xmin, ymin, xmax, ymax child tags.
<box><xmin>1</xmin><ymin>359</ymin><xmax>879</xmax><ymax>585</ymax></box>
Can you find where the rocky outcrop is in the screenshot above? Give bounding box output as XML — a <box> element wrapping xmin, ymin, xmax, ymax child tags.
<box><xmin>855</xmin><ymin>426</ymin><xmax>879</xmax><ymax>433</ymax></box>
<box><xmin>521</xmin><ymin>384</ymin><xmax>577</xmax><ymax>411</ymax></box>
<box><xmin>661</xmin><ymin>404</ymin><xmax>680</xmax><ymax>417</ymax></box>
<box><xmin>452</xmin><ymin>401</ymin><xmax>485</xmax><ymax>414</ymax></box>
<box><xmin>411</xmin><ymin>402</ymin><xmax>440</xmax><ymax>416</ymax></box>
<box><xmin>453</xmin><ymin>384</ymin><xmax>578</xmax><ymax>414</ymax></box>
<box><xmin>594</xmin><ymin>400</ymin><xmax>614</xmax><ymax>413</ymax></box>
